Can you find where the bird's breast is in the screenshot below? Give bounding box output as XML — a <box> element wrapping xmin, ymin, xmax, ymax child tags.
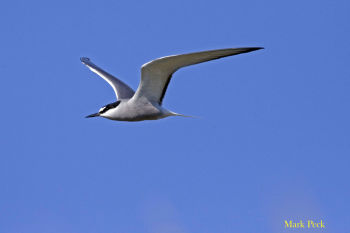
<box><xmin>102</xmin><ymin>99</ymin><xmax>165</xmax><ymax>121</ymax></box>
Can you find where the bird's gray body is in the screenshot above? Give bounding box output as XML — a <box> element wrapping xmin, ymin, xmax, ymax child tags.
<box><xmin>81</xmin><ymin>47</ymin><xmax>262</xmax><ymax>122</ymax></box>
<box><xmin>102</xmin><ymin>98</ymin><xmax>175</xmax><ymax>121</ymax></box>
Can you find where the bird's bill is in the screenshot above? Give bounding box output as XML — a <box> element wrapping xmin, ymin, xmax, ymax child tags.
<box><xmin>85</xmin><ymin>113</ymin><xmax>100</xmax><ymax>118</ymax></box>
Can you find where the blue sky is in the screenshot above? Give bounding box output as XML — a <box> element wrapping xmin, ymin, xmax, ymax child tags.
<box><xmin>0</xmin><ymin>0</ymin><xmax>349</xmax><ymax>232</ymax></box>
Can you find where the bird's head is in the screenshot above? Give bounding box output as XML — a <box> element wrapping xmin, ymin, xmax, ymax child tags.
<box><xmin>86</xmin><ymin>100</ymin><xmax>121</xmax><ymax>118</ymax></box>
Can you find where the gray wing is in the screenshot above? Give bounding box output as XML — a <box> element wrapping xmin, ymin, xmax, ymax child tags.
<box><xmin>132</xmin><ymin>47</ymin><xmax>263</xmax><ymax>105</ymax></box>
<box><xmin>80</xmin><ymin>57</ymin><xmax>135</xmax><ymax>100</ymax></box>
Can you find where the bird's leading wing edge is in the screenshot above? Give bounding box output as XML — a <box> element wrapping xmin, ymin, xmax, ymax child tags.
<box><xmin>133</xmin><ymin>47</ymin><xmax>263</xmax><ymax>105</ymax></box>
<box><xmin>80</xmin><ymin>57</ymin><xmax>135</xmax><ymax>100</ymax></box>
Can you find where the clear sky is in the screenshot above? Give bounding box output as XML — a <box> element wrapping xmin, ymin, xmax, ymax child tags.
<box><xmin>0</xmin><ymin>0</ymin><xmax>349</xmax><ymax>232</ymax></box>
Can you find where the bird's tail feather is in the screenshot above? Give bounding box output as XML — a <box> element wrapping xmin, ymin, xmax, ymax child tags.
<box><xmin>170</xmin><ymin>112</ymin><xmax>199</xmax><ymax>119</ymax></box>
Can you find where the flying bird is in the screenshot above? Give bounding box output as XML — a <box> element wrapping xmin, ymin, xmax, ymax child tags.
<box><xmin>81</xmin><ymin>47</ymin><xmax>263</xmax><ymax>121</ymax></box>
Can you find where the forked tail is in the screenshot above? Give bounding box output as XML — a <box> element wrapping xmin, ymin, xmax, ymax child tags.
<box><xmin>170</xmin><ymin>111</ymin><xmax>199</xmax><ymax>118</ymax></box>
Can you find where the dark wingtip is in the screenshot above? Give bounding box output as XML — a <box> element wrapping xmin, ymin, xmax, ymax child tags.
<box><xmin>236</xmin><ymin>47</ymin><xmax>264</xmax><ymax>55</ymax></box>
<box><xmin>80</xmin><ymin>57</ymin><xmax>90</xmax><ymax>63</ymax></box>
<box><xmin>247</xmin><ymin>47</ymin><xmax>264</xmax><ymax>51</ymax></box>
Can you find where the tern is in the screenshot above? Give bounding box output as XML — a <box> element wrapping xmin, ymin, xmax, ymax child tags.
<box><xmin>81</xmin><ymin>47</ymin><xmax>262</xmax><ymax>121</ymax></box>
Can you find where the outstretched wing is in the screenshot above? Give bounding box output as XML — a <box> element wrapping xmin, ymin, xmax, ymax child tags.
<box><xmin>80</xmin><ymin>57</ymin><xmax>135</xmax><ymax>100</ymax></box>
<box><xmin>132</xmin><ymin>47</ymin><xmax>263</xmax><ymax>105</ymax></box>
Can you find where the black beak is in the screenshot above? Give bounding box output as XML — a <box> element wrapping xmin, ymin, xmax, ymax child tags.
<box><xmin>85</xmin><ymin>113</ymin><xmax>100</xmax><ymax>118</ymax></box>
